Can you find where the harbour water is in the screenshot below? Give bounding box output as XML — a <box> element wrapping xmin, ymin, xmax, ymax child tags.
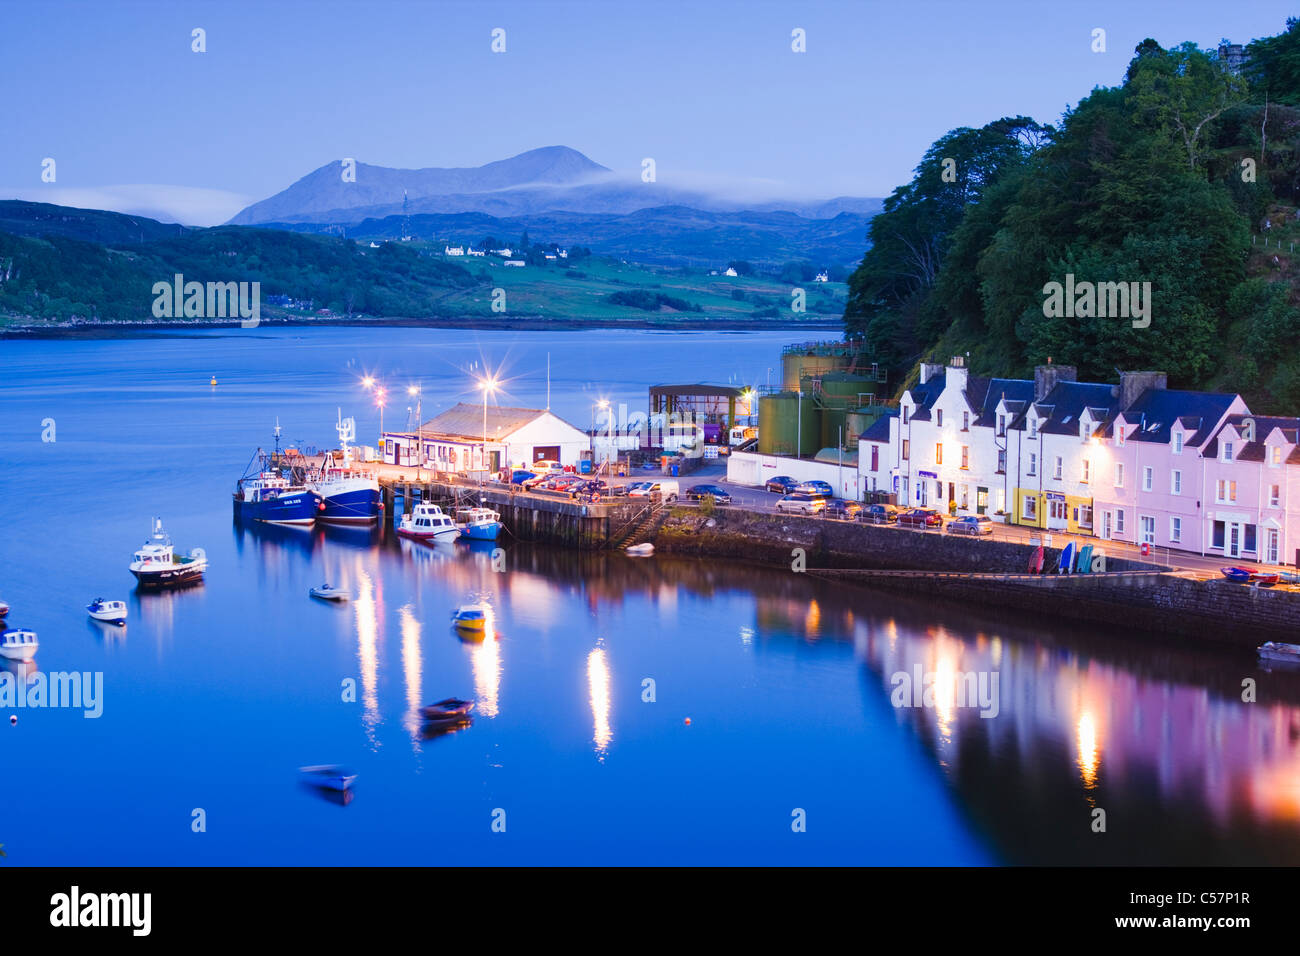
<box><xmin>2</xmin><ymin>327</ymin><xmax>1299</xmax><ymax>865</ymax></box>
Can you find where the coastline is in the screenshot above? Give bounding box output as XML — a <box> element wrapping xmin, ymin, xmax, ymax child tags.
<box><xmin>0</xmin><ymin>314</ymin><xmax>842</xmax><ymax>339</ymax></box>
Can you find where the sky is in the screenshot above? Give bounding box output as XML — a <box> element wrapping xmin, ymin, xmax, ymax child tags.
<box><xmin>1</xmin><ymin>0</ymin><xmax>1295</xmax><ymax>225</ymax></box>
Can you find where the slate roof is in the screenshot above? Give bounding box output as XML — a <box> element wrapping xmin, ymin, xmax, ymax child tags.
<box><xmin>903</xmin><ymin>371</ymin><xmax>946</xmax><ymax>422</ymax></box>
<box><xmin>859</xmin><ymin>414</ymin><xmax>894</xmax><ymax>443</ymax></box>
<box><xmin>1205</xmin><ymin>414</ymin><xmax>1300</xmax><ymax>461</ymax></box>
<box><xmin>419</xmin><ymin>403</ymin><xmax>549</xmax><ymax>441</ymax></box>
<box><xmin>1016</xmin><ymin>381</ymin><xmax>1120</xmax><ymax>436</ymax></box>
<box><xmin>1119</xmin><ymin>388</ymin><xmax>1239</xmax><ymax>447</ymax></box>
<box><xmin>972</xmin><ymin>378</ymin><xmax>1035</xmax><ymax>428</ymax></box>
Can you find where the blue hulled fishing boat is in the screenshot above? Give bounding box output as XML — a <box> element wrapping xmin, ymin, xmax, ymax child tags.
<box><xmin>233</xmin><ymin>423</ymin><xmax>322</xmax><ymax>526</ymax></box>
<box><xmin>307</xmin><ymin>412</ymin><xmax>381</xmax><ymax>525</ymax></box>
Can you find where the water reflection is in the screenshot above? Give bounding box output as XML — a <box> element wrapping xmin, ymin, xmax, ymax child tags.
<box><xmin>352</xmin><ymin>569</ymin><xmax>381</xmax><ymax>745</ymax></box>
<box><xmin>471</xmin><ymin>626</ymin><xmax>501</xmax><ymax>719</ymax></box>
<box><xmin>588</xmin><ymin>646</ymin><xmax>612</xmax><ymax>759</ymax></box>
<box><xmin>398</xmin><ymin>604</ymin><xmax>423</xmax><ymax>747</ymax></box>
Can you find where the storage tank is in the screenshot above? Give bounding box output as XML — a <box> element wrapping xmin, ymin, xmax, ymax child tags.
<box><xmin>813</xmin><ymin>370</ymin><xmax>877</xmax><ymax>407</ymax></box>
<box><xmin>781</xmin><ymin>347</ymin><xmax>852</xmax><ymax>390</ymax></box>
<box><xmin>758</xmin><ymin>392</ymin><xmax>819</xmax><ymax>457</ymax></box>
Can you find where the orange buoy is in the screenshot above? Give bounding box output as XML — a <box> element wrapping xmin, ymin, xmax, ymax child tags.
<box><xmin>684</xmin><ymin>718</ymin><xmax>691</xmax><ymax>725</ymax></box>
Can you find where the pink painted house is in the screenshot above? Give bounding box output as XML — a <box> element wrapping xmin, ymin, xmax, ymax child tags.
<box><xmin>1200</xmin><ymin>415</ymin><xmax>1300</xmax><ymax>566</ymax></box>
<box><xmin>1091</xmin><ymin>385</ymin><xmax>1246</xmax><ymax>554</ymax></box>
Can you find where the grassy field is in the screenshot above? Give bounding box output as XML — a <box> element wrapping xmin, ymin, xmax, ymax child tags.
<box><xmin>434</xmin><ymin>254</ymin><xmax>848</xmax><ymax>320</ymax></box>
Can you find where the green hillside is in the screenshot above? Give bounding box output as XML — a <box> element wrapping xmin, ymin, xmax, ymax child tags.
<box><xmin>844</xmin><ymin>18</ymin><xmax>1300</xmax><ymax>414</ymax></box>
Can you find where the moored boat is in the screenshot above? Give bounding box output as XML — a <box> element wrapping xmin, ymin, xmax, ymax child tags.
<box><xmin>451</xmin><ymin>605</ymin><xmax>486</xmax><ymax>630</ymax></box>
<box><xmin>454</xmin><ymin>507</ymin><xmax>502</xmax><ymax>541</ymax></box>
<box><xmin>1251</xmin><ymin>572</ymin><xmax>1280</xmax><ymax>587</ymax></box>
<box><xmin>420</xmin><ymin>697</ymin><xmax>475</xmax><ymax>721</ymax></box>
<box><xmin>233</xmin><ymin>423</ymin><xmax>323</xmax><ymax>526</ymax></box>
<box><xmin>0</xmin><ymin>599</ymin><xmax>8</xmax><ymax>618</ymax></box>
<box><xmin>398</xmin><ymin>503</ymin><xmax>460</xmax><ymax>541</ymax></box>
<box><xmin>0</xmin><ymin>627</ymin><xmax>38</xmax><ymax>661</ymax></box>
<box><xmin>298</xmin><ymin>765</ymin><xmax>357</xmax><ymax>791</ymax></box>
<box><xmin>1220</xmin><ymin>567</ymin><xmax>1253</xmax><ymax>583</ymax></box>
<box><xmin>1258</xmin><ymin>641</ymin><xmax>1300</xmax><ymax>664</ymax></box>
<box><xmin>87</xmin><ymin>598</ymin><xmax>128</xmax><ymax>623</ymax></box>
<box><xmin>129</xmin><ymin>518</ymin><xmax>207</xmax><ymax>588</ymax></box>
<box><xmin>626</xmin><ymin>542</ymin><xmax>655</xmax><ymax>556</ymax></box>
<box><xmin>308</xmin><ymin>413</ymin><xmax>381</xmax><ymax>525</ymax></box>
<box><xmin>309</xmin><ymin>584</ymin><xmax>351</xmax><ymax>602</ymax></box>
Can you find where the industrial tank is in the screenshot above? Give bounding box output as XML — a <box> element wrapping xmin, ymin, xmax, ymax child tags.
<box><xmin>781</xmin><ymin>347</ymin><xmax>852</xmax><ymax>391</ymax></box>
<box><xmin>758</xmin><ymin>392</ymin><xmax>819</xmax><ymax>457</ymax></box>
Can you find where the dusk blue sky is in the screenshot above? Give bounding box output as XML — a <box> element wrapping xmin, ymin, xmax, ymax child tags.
<box><xmin>3</xmin><ymin>0</ymin><xmax>1294</xmax><ymax>224</ymax></box>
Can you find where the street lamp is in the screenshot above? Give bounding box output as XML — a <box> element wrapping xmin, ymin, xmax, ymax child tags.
<box><xmin>480</xmin><ymin>375</ymin><xmax>498</xmax><ymax>475</ymax></box>
<box><xmin>408</xmin><ymin>384</ymin><xmax>422</xmax><ymax>466</ymax></box>
<box><xmin>375</xmin><ymin>387</ymin><xmax>387</xmax><ymax>460</ymax></box>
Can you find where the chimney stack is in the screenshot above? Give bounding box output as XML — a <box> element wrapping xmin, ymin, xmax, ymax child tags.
<box><xmin>1118</xmin><ymin>370</ymin><xmax>1167</xmax><ymax>411</ymax></box>
<box><xmin>1034</xmin><ymin>364</ymin><xmax>1076</xmax><ymax>402</ymax></box>
<box><xmin>919</xmin><ymin>362</ymin><xmax>944</xmax><ymax>385</ymax></box>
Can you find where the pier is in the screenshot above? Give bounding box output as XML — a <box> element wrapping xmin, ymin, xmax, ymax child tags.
<box><xmin>369</xmin><ymin>463</ymin><xmax>656</xmax><ymax>550</ymax></box>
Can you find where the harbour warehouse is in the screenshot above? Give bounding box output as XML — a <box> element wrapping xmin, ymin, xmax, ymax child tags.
<box><xmin>381</xmin><ymin>402</ymin><xmax>590</xmax><ymax>472</ymax></box>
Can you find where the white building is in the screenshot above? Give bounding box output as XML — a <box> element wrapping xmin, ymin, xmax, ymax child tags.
<box><xmin>814</xmin><ymin>271</ymin><xmax>829</xmax><ymax>282</ymax></box>
<box><xmin>383</xmin><ymin>403</ymin><xmax>589</xmax><ymax>473</ymax></box>
<box><xmin>723</xmin><ymin>267</ymin><xmax>738</xmax><ymax>277</ymax></box>
<box><xmin>444</xmin><ymin>245</ymin><xmax>465</xmax><ymax>256</ymax></box>
<box><xmin>504</xmin><ymin>260</ymin><xmax>526</xmax><ymax>267</ymax></box>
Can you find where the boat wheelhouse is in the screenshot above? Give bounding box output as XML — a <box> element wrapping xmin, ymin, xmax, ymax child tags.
<box><xmin>0</xmin><ymin>627</ymin><xmax>38</xmax><ymax>661</ymax></box>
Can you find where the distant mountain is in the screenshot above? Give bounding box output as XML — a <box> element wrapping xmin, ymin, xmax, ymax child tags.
<box><xmin>227</xmin><ymin>146</ymin><xmax>611</xmax><ymax>225</ymax></box>
<box><xmin>227</xmin><ymin>146</ymin><xmax>883</xmax><ymax>226</ymax></box>
<box><xmin>253</xmin><ymin>205</ymin><xmax>876</xmax><ymax>268</ymax></box>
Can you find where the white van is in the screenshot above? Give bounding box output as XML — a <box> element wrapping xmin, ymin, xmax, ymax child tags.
<box><xmin>628</xmin><ymin>479</ymin><xmax>679</xmax><ymax>501</ymax></box>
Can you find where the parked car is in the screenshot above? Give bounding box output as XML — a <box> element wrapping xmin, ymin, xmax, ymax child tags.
<box><xmin>862</xmin><ymin>503</ymin><xmax>900</xmax><ymax>524</ymax></box>
<box><xmin>531</xmin><ymin>460</ymin><xmax>564</xmax><ymax>473</ymax></box>
<box><xmin>572</xmin><ymin>479</ymin><xmax>609</xmax><ymax>498</ymax></box>
<box><xmin>824</xmin><ymin>499</ymin><xmax>862</xmax><ymax>520</ymax></box>
<box><xmin>509</xmin><ymin>469</ymin><xmax>536</xmax><ymax>486</ymax></box>
<box><xmin>686</xmin><ymin>484</ymin><xmax>732</xmax><ymax>504</ymax></box>
<box><xmin>946</xmin><ymin>515</ymin><xmax>995</xmax><ymax>536</ymax></box>
<box><xmin>898</xmin><ymin>508</ymin><xmax>944</xmax><ymax>528</ymax></box>
<box><xmin>625</xmin><ymin>481</ymin><xmax>654</xmax><ymax>496</ymax></box>
<box><xmin>628</xmin><ymin>480</ymin><xmax>679</xmax><ymax>501</ymax></box>
<box><xmin>775</xmin><ymin>493</ymin><xmax>827</xmax><ymax>515</ymax></box>
<box><xmin>766</xmin><ymin>475</ymin><xmax>798</xmax><ymax>494</ymax></box>
<box><xmin>547</xmin><ymin>475</ymin><xmax>585</xmax><ymax>492</ymax></box>
<box><xmin>793</xmin><ymin>480</ymin><xmax>833</xmax><ymax>497</ymax></box>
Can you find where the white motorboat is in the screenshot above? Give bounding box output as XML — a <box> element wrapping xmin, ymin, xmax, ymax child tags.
<box><xmin>398</xmin><ymin>502</ymin><xmax>460</xmax><ymax>541</ymax></box>
<box><xmin>625</xmin><ymin>542</ymin><xmax>655</xmax><ymax>556</ymax></box>
<box><xmin>0</xmin><ymin>628</ymin><xmax>38</xmax><ymax>661</ymax></box>
<box><xmin>129</xmin><ymin>518</ymin><xmax>207</xmax><ymax>588</ymax></box>
<box><xmin>1258</xmin><ymin>641</ymin><xmax>1300</xmax><ymax>664</ymax></box>
<box><xmin>310</xmin><ymin>584</ymin><xmax>351</xmax><ymax>602</ymax></box>
<box><xmin>454</xmin><ymin>507</ymin><xmax>502</xmax><ymax>541</ymax></box>
<box><xmin>87</xmin><ymin>598</ymin><xmax>128</xmax><ymax>624</ymax></box>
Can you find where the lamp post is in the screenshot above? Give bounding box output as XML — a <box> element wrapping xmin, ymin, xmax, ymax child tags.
<box><xmin>408</xmin><ymin>384</ymin><xmax>422</xmax><ymax>467</ymax></box>
<box><xmin>593</xmin><ymin>399</ymin><xmax>609</xmax><ymax>464</ymax></box>
<box><xmin>480</xmin><ymin>375</ymin><xmax>497</xmax><ymax>476</ymax></box>
<box><xmin>375</xmin><ymin>388</ymin><xmax>387</xmax><ymax>460</ymax></box>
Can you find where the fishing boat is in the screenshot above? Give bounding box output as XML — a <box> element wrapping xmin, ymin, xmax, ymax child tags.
<box><xmin>398</xmin><ymin>502</ymin><xmax>460</xmax><ymax>541</ymax></box>
<box><xmin>308</xmin><ymin>413</ymin><xmax>381</xmax><ymax>525</ymax></box>
<box><xmin>1258</xmin><ymin>641</ymin><xmax>1300</xmax><ymax>664</ymax></box>
<box><xmin>454</xmin><ymin>506</ymin><xmax>502</xmax><ymax>541</ymax></box>
<box><xmin>0</xmin><ymin>599</ymin><xmax>8</xmax><ymax>618</ymax></box>
<box><xmin>86</xmin><ymin>598</ymin><xmax>127</xmax><ymax>624</ymax></box>
<box><xmin>309</xmin><ymin>584</ymin><xmax>351</xmax><ymax>602</ymax></box>
<box><xmin>129</xmin><ymin>518</ymin><xmax>208</xmax><ymax>588</ymax></box>
<box><xmin>233</xmin><ymin>423</ymin><xmax>323</xmax><ymax>526</ymax></box>
<box><xmin>626</xmin><ymin>542</ymin><xmax>655</xmax><ymax>557</ymax></box>
<box><xmin>298</xmin><ymin>765</ymin><xmax>357</xmax><ymax>792</ymax></box>
<box><xmin>420</xmin><ymin>698</ymin><xmax>476</xmax><ymax>721</ymax></box>
<box><xmin>1220</xmin><ymin>567</ymin><xmax>1253</xmax><ymax>583</ymax></box>
<box><xmin>0</xmin><ymin>628</ymin><xmax>38</xmax><ymax>661</ymax></box>
<box><xmin>451</xmin><ymin>605</ymin><xmax>487</xmax><ymax>631</ymax></box>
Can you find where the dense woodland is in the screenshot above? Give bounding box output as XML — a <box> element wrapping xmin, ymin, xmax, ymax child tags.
<box><xmin>844</xmin><ymin>19</ymin><xmax>1300</xmax><ymax>414</ymax></box>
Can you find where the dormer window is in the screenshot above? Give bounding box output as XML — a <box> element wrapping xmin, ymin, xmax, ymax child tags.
<box><xmin>902</xmin><ymin>406</ymin><xmax>910</xmax><ymax>425</ymax></box>
<box><xmin>997</xmin><ymin>414</ymin><xmax>1006</xmax><ymax>436</ymax></box>
<box><xmin>962</xmin><ymin>411</ymin><xmax>969</xmax><ymax>431</ymax></box>
<box><xmin>1222</xmin><ymin>441</ymin><xmax>1234</xmax><ymax>463</ymax></box>
<box><xmin>1271</xmin><ymin>446</ymin><xmax>1282</xmax><ymax>466</ymax></box>
<box><xmin>1172</xmin><ymin>432</ymin><xmax>1183</xmax><ymax>454</ymax></box>
<box><xmin>1117</xmin><ymin>426</ymin><xmax>1126</xmax><ymax>447</ymax></box>
<box><xmin>1028</xmin><ymin>418</ymin><xmax>1038</xmax><ymax>438</ymax></box>
<box><xmin>936</xmin><ymin>409</ymin><xmax>943</xmax><ymax>428</ymax></box>
<box><xmin>1080</xmin><ymin>421</ymin><xmax>1088</xmax><ymax>442</ymax></box>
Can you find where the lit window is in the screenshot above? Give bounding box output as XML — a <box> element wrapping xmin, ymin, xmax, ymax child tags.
<box><xmin>1270</xmin><ymin>485</ymin><xmax>1281</xmax><ymax>507</ymax></box>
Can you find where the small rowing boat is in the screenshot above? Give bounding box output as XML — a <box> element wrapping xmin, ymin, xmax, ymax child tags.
<box><xmin>299</xmin><ymin>765</ymin><xmax>357</xmax><ymax>791</ymax></box>
<box><xmin>309</xmin><ymin>584</ymin><xmax>351</xmax><ymax>602</ymax></box>
<box><xmin>1220</xmin><ymin>567</ymin><xmax>1252</xmax><ymax>583</ymax></box>
<box><xmin>451</xmin><ymin>605</ymin><xmax>486</xmax><ymax>631</ymax></box>
<box><xmin>1251</xmin><ymin>572</ymin><xmax>1280</xmax><ymax>587</ymax></box>
<box><xmin>626</xmin><ymin>542</ymin><xmax>655</xmax><ymax>557</ymax></box>
<box><xmin>1259</xmin><ymin>641</ymin><xmax>1300</xmax><ymax>664</ymax></box>
<box><xmin>420</xmin><ymin>698</ymin><xmax>476</xmax><ymax>721</ymax></box>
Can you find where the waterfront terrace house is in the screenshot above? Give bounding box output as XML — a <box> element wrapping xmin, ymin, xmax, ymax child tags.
<box><xmin>1200</xmin><ymin>415</ymin><xmax>1300</xmax><ymax>564</ymax></box>
<box><xmin>1007</xmin><ymin>366</ymin><xmax>1123</xmax><ymax>534</ymax></box>
<box><xmin>382</xmin><ymin>403</ymin><xmax>589</xmax><ymax>473</ymax></box>
<box><xmin>1093</xmin><ymin>384</ymin><xmax>1246</xmax><ymax>551</ymax></box>
<box><xmin>858</xmin><ymin>357</ymin><xmax>1036</xmax><ymax>514</ymax></box>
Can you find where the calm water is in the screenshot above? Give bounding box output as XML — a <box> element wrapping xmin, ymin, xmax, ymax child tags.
<box><xmin>1</xmin><ymin>327</ymin><xmax>1298</xmax><ymax>865</ymax></box>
